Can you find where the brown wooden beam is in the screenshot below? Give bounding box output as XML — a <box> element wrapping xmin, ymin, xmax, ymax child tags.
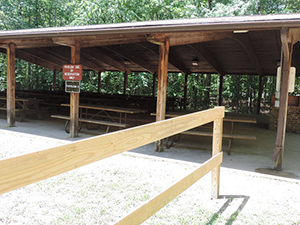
<box><xmin>82</xmin><ymin>48</ymin><xmax>131</xmax><ymax>73</ymax></box>
<box><xmin>190</xmin><ymin>43</ymin><xmax>226</xmax><ymax>76</ymax></box>
<box><xmin>155</xmin><ymin>37</ymin><xmax>170</xmax><ymax>152</ymax></box>
<box><xmin>52</xmin><ymin>33</ymin><xmax>146</xmax><ymax>48</ymax></box>
<box><xmin>7</xmin><ymin>43</ymin><xmax>16</xmax><ymax>127</ymax></box>
<box><xmin>70</xmin><ymin>41</ymin><xmax>81</xmax><ymax>138</ymax></box>
<box><xmin>104</xmin><ymin>45</ymin><xmax>156</xmax><ymax>74</ymax></box>
<box><xmin>136</xmin><ymin>42</ymin><xmax>191</xmax><ymax>74</ymax></box>
<box><xmin>21</xmin><ymin>48</ymin><xmax>69</xmax><ymax>68</ymax></box>
<box><xmin>273</xmin><ymin>28</ymin><xmax>293</xmax><ymax>171</ymax></box>
<box><xmin>0</xmin><ymin>38</ymin><xmax>57</xmax><ymax>49</ymax></box>
<box><xmin>0</xmin><ymin>48</ymin><xmax>60</xmax><ymax>71</ymax></box>
<box><xmin>147</xmin><ymin>31</ymin><xmax>233</xmax><ymax>46</ymax></box>
<box><xmin>232</xmin><ymin>33</ymin><xmax>264</xmax><ymax>76</ymax></box>
<box><xmin>43</xmin><ymin>47</ymin><xmax>103</xmax><ymax>72</ymax></box>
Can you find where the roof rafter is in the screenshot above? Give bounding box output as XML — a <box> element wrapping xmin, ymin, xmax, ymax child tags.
<box><xmin>0</xmin><ymin>48</ymin><xmax>60</xmax><ymax>71</ymax></box>
<box><xmin>136</xmin><ymin>42</ymin><xmax>191</xmax><ymax>74</ymax></box>
<box><xmin>81</xmin><ymin>48</ymin><xmax>131</xmax><ymax>73</ymax></box>
<box><xmin>190</xmin><ymin>43</ymin><xmax>226</xmax><ymax>76</ymax></box>
<box><xmin>104</xmin><ymin>45</ymin><xmax>157</xmax><ymax>74</ymax></box>
<box><xmin>147</xmin><ymin>31</ymin><xmax>233</xmax><ymax>46</ymax></box>
<box><xmin>43</xmin><ymin>47</ymin><xmax>104</xmax><ymax>72</ymax></box>
<box><xmin>52</xmin><ymin>34</ymin><xmax>146</xmax><ymax>48</ymax></box>
<box><xmin>231</xmin><ymin>33</ymin><xmax>264</xmax><ymax>76</ymax></box>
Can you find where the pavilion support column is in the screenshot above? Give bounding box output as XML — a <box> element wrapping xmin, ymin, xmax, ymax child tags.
<box><xmin>183</xmin><ymin>73</ymin><xmax>188</xmax><ymax>110</ymax></box>
<box><xmin>273</xmin><ymin>28</ymin><xmax>293</xmax><ymax>171</ymax></box>
<box><xmin>97</xmin><ymin>71</ymin><xmax>102</xmax><ymax>93</ymax></box>
<box><xmin>218</xmin><ymin>74</ymin><xmax>224</xmax><ymax>106</ymax></box>
<box><xmin>52</xmin><ymin>67</ymin><xmax>56</xmax><ymax>91</ymax></box>
<box><xmin>256</xmin><ymin>75</ymin><xmax>263</xmax><ymax>114</ymax></box>
<box><xmin>123</xmin><ymin>72</ymin><xmax>128</xmax><ymax>95</ymax></box>
<box><xmin>7</xmin><ymin>43</ymin><xmax>16</xmax><ymax>127</ymax></box>
<box><xmin>152</xmin><ymin>73</ymin><xmax>157</xmax><ymax>97</ymax></box>
<box><xmin>70</xmin><ymin>41</ymin><xmax>80</xmax><ymax>138</ymax></box>
<box><xmin>155</xmin><ymin>37</ymin><xmax>170</xmax><ymax>152</ymax></box>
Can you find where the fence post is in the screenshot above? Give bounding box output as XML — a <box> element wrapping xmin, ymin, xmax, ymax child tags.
<box><xmin>211</xmin><ymin>115</ymin><xmax>223</xmax><ymax>199</ymax></box>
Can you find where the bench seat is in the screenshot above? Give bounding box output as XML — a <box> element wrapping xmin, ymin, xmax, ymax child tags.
<box><xmin>182</xmin><ymin>130</ymin><xmax>256</xmax><ymax>140</ymax></box>
<box><xmin>51</xmin><ymin>115</ymin><xmax>130</xmax><ymax>133</ymax></box>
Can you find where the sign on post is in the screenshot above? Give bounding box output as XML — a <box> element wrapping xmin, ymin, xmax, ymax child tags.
<box><xmin>65</xmin><ymin>80</ymin><xmax>80</xmax><ymax>93</ymax></box>
<box><xmin>63</xmin><ymin>65</ymin><xmax>82</xmax><ymax>81</ymax></box>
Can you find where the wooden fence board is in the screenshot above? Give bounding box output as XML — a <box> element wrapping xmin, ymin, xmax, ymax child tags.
<box><xmin>0</xmin><ymin>107</ymin><xmax>224</xmax><ymax>195</ymax></box>
<box><xmin>116</xmin><ymin>152</ymin><xmax>223</xmax><ymax>225</ymax></box>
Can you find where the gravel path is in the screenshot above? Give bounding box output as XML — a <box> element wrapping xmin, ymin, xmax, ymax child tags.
<box><xmin>0</xmin><ymin>130</ymin><xmax>300</xmax><ymax>224</ymax></box>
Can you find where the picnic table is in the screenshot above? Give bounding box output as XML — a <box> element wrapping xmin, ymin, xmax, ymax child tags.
<box><xmin>150</xmin><ymin>112</ymin><xmax>257</xmax><ymax>154</ymax></box>
<box><xmin>0</xmin><ymin>97</ymin><xmax>43</xmax><ymax>122</ymax></box>
<box><xmin>52</xmin><ymin>103</ymin><xmax>147</xmax><ymax>133</ymax></box>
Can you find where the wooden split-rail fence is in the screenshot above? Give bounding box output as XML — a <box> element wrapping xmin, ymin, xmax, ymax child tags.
<box><xmin>0</xmin><ymin>107</ymin><xmax>224</xmax><ymax>224</ymax></box>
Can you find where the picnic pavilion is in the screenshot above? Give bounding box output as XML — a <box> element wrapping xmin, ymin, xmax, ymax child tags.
<box><xmin>0</xmin><ymin>13</ymin><xmax>300</xmax><ymax>171</ymax></box>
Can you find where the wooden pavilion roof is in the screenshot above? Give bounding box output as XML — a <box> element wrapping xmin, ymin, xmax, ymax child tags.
<box><xmin>1</xmin><ymin>13</ymin><xmax>300</xmax><ymax>76</ymax></box>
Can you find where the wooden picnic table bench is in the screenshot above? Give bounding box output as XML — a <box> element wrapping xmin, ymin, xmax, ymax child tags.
<box><xmin>52</xmin><ymin>103</ymin><xmax>147</xmax><ymax>134</ymax></box>
<box><xmin>0</xmin><ymin>97</ymin><xmax>44</xmax><ymax>122</ymax></box>
<box><xmin>150</xmin><ymin>112</ymin><xmax>257</xmax><ymax>154</ymax></box>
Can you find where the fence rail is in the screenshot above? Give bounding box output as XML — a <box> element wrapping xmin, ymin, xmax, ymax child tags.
<box><xmin>0</xmin><ymin>106</ymin><xmax>224</xmax><ymax>223</ymax></box>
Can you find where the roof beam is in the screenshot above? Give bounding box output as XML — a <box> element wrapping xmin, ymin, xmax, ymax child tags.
<box><xmin>136</xmin><ymin>42</ymin><xmax>191</xmax><ymax>74</ymax></box>
<box><xmin>231</xmin><ymin>33</ymin><xmax>264</xmax><ymax>76</ymax></box>
<box><xmin>0</xmin><ymin>38</ymin><xmax>57</xmax><ymax>49</ymax></box>
<box><xmin>21</xmin><ymin>48</ymin><xmax>69</xmax><ymax>68</ymax></box>
<box><xmin>147</xmin><ymin>31</ymin><xmax>233</xmax><ymax>46</ymax></box>
<box><xmin>190</xmin><ymin>43</ymin><xmax>226</xmax><ymax>76</ymax></box>
<box><xmin>0</xmin><ymin>48</ymin><xmax>60</xmax><ymax>71</ymax></box>
<box><xmin>52</xmin><ymin>34</ymin><xmax>146</xmax><ymax>48</ymax></box>
<box><xmin>81</xmin><ymin>48</ymin><xmax>131</xmax><ymax>73</ymax></box>
<box><xmin>43</xmin><ymin>47</ymin><xmax>104</xmax><ymax>72</ymax></box>
<box><xmin>104</xmin><ymin>45</ymin><xmax>156</xmax><ymax>74</ymax></box>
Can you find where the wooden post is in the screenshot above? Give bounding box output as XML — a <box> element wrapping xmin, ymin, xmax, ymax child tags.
<box><xmin>183</xmin><ymin>73</ymin><xmax>188</xmax><ymax>110</ymax></box>
<box><xmin>212</xmin><ymin>114</ymin><xmax>223</xmax><ymax>199</ymax></box>
<box><xmin>273</xmin><ymin>28</ymin><xmax>293</xmax><ymax>171</ymax></box>
<box><xmin>123</xmin><ymin>72</ymin><xmax>128</xmax><ymax>95</ymax></box>
<box><xmin>70</xmin><ymin>41</ymin><xmax>80</xmax><ymax>138</ymax></box>
<box><xmin>97</xmin><ymin>71</ymin><xmax>101</xmax><ymax>93</ymax></box>
<box><xmin>152</xmin><ymin>73</ymin><xmax>156</xmax><ymax>97</ymax></box>
<box><xmin>7</xmin><ymin>43</ymin><xmax>16</xmax><ymax>127</ymax></box>
<box><xmin>256</xmin><ymin>75</ymin><xmax>263</xmax><ymax>114</ymax></box>
<box><xmin>155</xmin><ymin>37</ymin><xmax>170</xmax><ymax>152</ymax></box>
<box><xmin>52</xmin><ymin>67</ymin><xmax>56</xmax><ymax>91</ymax></box>
<box><xmin>218</xmin><ymin>74</ymin><xmax>223</xmax><ymax>106</ymax></box>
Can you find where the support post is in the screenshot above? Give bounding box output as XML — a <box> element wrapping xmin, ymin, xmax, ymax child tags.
<box><xmin>183</xmin><ymin>73</ymin><xmax>188</xmax><ymax>110</ymax></box>
<box><xmin>155</xmin><ymin>37</ymin><xmax>170</xmax><ymax>152</ymax></box>
<box><xmin>273</xmin><ymin>28</ymin><xmax>293</xmax><ymax>171</ymax></box>
<box><xmin>70</xmin><ymin>41</ymin><xmax>80</xmax><ymax>138</ymax></box>
<box><xmin>256</xmin><ymin>75</ymin><xmax>263</xmax><ymax>114</ymax></box>
<box><xmin>52</xmin><ymin>67</ymin><xmax>56</xmax><ymax>91</ymax></box>
<box><xmin>7</xmin><ymin>43</ymin><xmax>16</xmax><ymax>127</ymax></box>
<box><xmin>97</xmin><ymin>71</ymin><xmax>101</xmax><ymax>93</ymax></box>
<box><xmin>152</xmin><ymin>73</ymin><xmax>156</xmax><ymax>97</ymax></box>
<box><xmin>218</xmin><ymin>74</ymin><xmax>223</xmax><ymax>106</ymax></box>
<box><xmin>212</xmin><ymin>114</ymin><xmax>223</xmax><ymax>199</ymax></box>
<box><xmin>123</xmin><ymin>72</ymin><xmax>128</xmax><ymax>95</ymax></box>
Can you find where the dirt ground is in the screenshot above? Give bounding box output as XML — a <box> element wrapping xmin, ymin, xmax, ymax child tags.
<box><xmin>0</xmin><ymin>111</ymin><xmax>300</xmax><ymax>224</ymax></box>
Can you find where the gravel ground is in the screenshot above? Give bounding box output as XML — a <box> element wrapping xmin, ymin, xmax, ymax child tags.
<box><xmin>0</xmin><ymin>130</ymin><xmax>300</xmax><ymax>225</ymax></box>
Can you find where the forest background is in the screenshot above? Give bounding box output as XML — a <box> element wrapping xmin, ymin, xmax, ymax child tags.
<box><xmin>0</xmin><ymin>0</ymin><xmax>300</xmax><ymax>113</ymax></box>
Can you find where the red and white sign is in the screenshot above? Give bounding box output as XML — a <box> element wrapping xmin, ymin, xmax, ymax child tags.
<box><xmin>63</xmin><ymin>65</ymin><xmax>82</xmax><ymax>81</ymax></box>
